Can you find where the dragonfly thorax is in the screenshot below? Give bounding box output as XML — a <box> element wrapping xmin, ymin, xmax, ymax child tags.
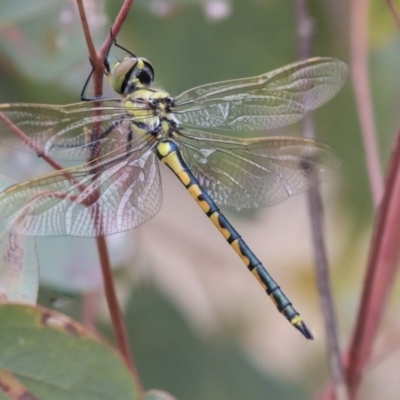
<box><xmin>124</xmin><ymin>88</ymin><xmax>179</xmax><ymax>139</ymax></box>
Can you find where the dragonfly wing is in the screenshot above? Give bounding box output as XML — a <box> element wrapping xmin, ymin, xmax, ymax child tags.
<box><xmin>177</xmin><ymin>129</ymin><xmax>340</xmax><ymax>210</ymax></box>
<box><xmin>174</xmin><ymin>58</ymin><xmax>347</xmax><ymax>131</ymax></box>
<box><xmin>0</xmin><ymin>100</ymin><xmax>156</xmax><ymax>161</ymax></box>
<box><xmin>0</xmin><ymin>148</ymin><xmax>162</xmax><ymax>237</ymax></box>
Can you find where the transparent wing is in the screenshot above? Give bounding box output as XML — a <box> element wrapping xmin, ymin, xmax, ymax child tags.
<box><xmin>174</xmin><ymin>57</ymin><xmax>347</xmax><ymax>132</ymax></box>
<box><xmin>0</xmin><ymin>100</ymin><xmax>157</xmax><ymax>161</ymax></box>
<box><xmin>0</xmin><ymin>144</ymin><xmax>162</xmax><ymax>237</ymax></box>
<box><xmin>176</xmin><ymin>129</ymin><xmax>340</xmax><ymax>210</ymax></box>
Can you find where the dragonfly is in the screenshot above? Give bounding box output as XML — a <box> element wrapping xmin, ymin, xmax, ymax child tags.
<box><xmin>0</xmin><ymin>38</ymin><xmax>347</xmax><ymax>339</ymax></box>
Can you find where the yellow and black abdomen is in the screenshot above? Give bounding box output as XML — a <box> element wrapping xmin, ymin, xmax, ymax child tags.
<box><xmin>156</xmin><ymin>138</ymin><xmax>313</xmax><ymax>339</ymax></box>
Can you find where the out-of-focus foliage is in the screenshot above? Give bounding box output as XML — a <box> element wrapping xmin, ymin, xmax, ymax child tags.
<box><xmin>0</xmin><ymin>0</ymin><xmax>107</xmax><ymax>92</ymax></box>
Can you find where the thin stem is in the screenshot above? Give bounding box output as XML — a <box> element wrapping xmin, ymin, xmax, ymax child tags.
<box><xmin>96</xmin><ymin>236</ymin><xmax>143</xmax><ymax>391</ymax></box>
<box><xmin>75</xmin><ymin>0</ymin><xmax>104</xmax><ymax>100</ymax></box>
<box><xmin>0</xmin><ymin>113</ymin><xmax>64</xmax><ymax>172</ymax></box>
<box><xmin>75</xmin><ymin>0</ymin><xmax>141</xmax><ymax>388</ymax></box>
<box><xmin>0</xmin><ymin>112</ymin><xmax>82</xmax><ymax>189</ymax></box>
<box><xmin>294</xmin><ymin>2</ymin><xmax>348</xmax><ymax>400</ymax></box>
<box><xmin>99</xmin><ymin>0</ymin><xmax>134</xmax><ymax>60</ymax></box>
<box><xmin>320</xmin><ymin>2</ymin><xmax>400</xmax><ymax>396</ymax></box>
<box><xmin>350</xmin><ymin>0</ymin><xmax>383</xmax><ymax>207</ymax></box>
<box><xmin>76</xmin><ymin>0</ymin><xmax>99</xmax><ymax>65</ymax></box>
<box><xmin>77</xmin><ymin>0</ymin><xmax>134</xmax><ymax>98</ymax></box>
<box><xmin>341</xmin><ymin>1</ymin><xmax>400</xmax><ymax>398</ymax></box>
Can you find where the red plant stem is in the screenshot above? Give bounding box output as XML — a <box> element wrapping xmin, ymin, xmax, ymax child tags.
<box><xmin>99</xmin><ymin>0</ymin><xmax>134</xmax><ymax>59</ymax></box>
<box><xmin>350</xmin><ymin>0</ymin><xmax>383</xmax><ymax>207</ymax></box>
<box><xmin>96</xmin><ymin>235</ymin><xmax>142</xmax><ymax>390</ymax></box>
<box><xmin>0</xmin><ymin>113</ymin><xmax>65</xmax><ymax>172</ymax></box>
<box><xmin>75</xmin><ymin>0</ymin><xmax>141</xmax><ymax>387</ymax></box>
<box><xmin>345</xmin><ymin>123</ymin><xmax>400</xmax><ymax>398</ymax></box>
<box><xmin>320</xmin><ymin>2</ymin><xmax>400</xmax><ymax>398</ymax></box>
<box><xmin>76</xmin><ymin>0</ymin><xmax>98</xmax><ymax>64</ymax></box>
<box><xmin>340</xmin><ymin>0</ymin><xmax>400</xmax><ymax>398</ymax></box>
<box><xmin>77</xmin><ymin>0</ymin><xmax>134</xmax><ymax>100</ymax></box>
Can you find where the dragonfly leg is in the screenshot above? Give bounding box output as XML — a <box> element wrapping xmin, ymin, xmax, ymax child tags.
<box><xmin>156</xmin><ymin>139</ymin><xmax>313</xmax><ymax>340</ymax></box>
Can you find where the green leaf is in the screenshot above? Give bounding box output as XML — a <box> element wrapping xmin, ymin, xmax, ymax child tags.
<box><xmin>0</xmin><ymin>304</ymin><xmax>139</xmax><ymax>400</ymax></box>
<box><xmin>145</xmin><ymin>389</ymin><xmax>177</xmax><ymax>400</ymax></box>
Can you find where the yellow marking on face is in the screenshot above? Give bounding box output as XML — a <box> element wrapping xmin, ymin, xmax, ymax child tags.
<box><xmin>251</xmin><ymin>268</ymin><xmax>268</xmax><ymax>290</ymax></box>
<box><xmin>291</xmin><ymin>315</ymin><xmax>304</xmax><ymax>326</ymax></box>
<box><xmin>188</xmin><ymin>184</ymin><xmax>211</xmax><ymax>213</ymax></box>
<box><xmin>136</xmin><ymin>59</ymin><xmax>144</xmax><ymax>69</ymax></box>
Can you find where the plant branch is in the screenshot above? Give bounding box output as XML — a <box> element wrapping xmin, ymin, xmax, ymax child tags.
<box><xmin>75</xmin><ymin>0</ymin><xmax>104</xmax><ymax>99</ymax></box>
<box><xmin>76</xmin><ymin>0</ymin><xmax>134</xmax><ymax>98</ymax></box>
<box><xmin>99</xmin><ymin>0</ymin><xmax>134</xmax><ymax>59</ymax></box>
<box><xmin>0</xmin><ymin>113</ymin><xmax>66</xmax><ymax>172</ymax></box>
<box><xmin>344</xmin><ymin>115</ymin><xmax>400</xmax><ymax>399</ymax></box>
<box><xmin>76</xmin><ymin>0</ymin><xmax>99</xmax><ymax>65</ymax></box>
<box><xmin>96</xmin><ymin>236</ymin><xmax>142</xmax><ymax>391</ymax></box>
<box><xmin>75</xmin><ymin>0</ymin><xmax>141</xmax><ymax>389</ymax></box>
<box><xmin>338</xmin><ymin>1</ymin><xmax>400</xmax><ymax>398</ymax></box>
<box><xmin>293</xmin><ymin>2</ymin><xmax>348</xmax><ymax>400</ymax></box>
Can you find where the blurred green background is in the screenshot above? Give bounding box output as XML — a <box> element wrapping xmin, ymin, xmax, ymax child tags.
<box><xmin>1</xmin><ymin>0</ymin><xmax>400</xmax><ymax>399</ymax></box>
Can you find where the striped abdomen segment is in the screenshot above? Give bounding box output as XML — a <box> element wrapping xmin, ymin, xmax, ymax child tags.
<box><xmin>156</xmin><ymin>139</ymin><xmax>313</xmax><ymax>340</ymax></box>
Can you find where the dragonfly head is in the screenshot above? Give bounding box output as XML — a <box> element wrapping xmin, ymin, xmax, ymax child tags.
<box><xmin>108</xmin><ymin>56</ymin><xmax>155</xmax><ymax>95</ymax></box>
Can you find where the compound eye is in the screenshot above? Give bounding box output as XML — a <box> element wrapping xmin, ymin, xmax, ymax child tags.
<box><xmin>151</xmin><ymin>98</ymin><xmax>159</xmax><ymax>106</ymax></box>
<box><xmin>108</xmin><ymin>57</ymin><xmax>138</xmax><ymax>94</ymax></box>
<box><xmin>108</xmin><ymin>57</ymin><xmax>137</xmax><ymax>94</ymax></box>
<box><xmin>107</xmin><ymin>56</ymin><xmax>155</xmax><ymax>94</ymax></box>
<box><xmin>137</xmin><ymin>58</ymin><xmax>154</xmax><ymax>86</ymax></box>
